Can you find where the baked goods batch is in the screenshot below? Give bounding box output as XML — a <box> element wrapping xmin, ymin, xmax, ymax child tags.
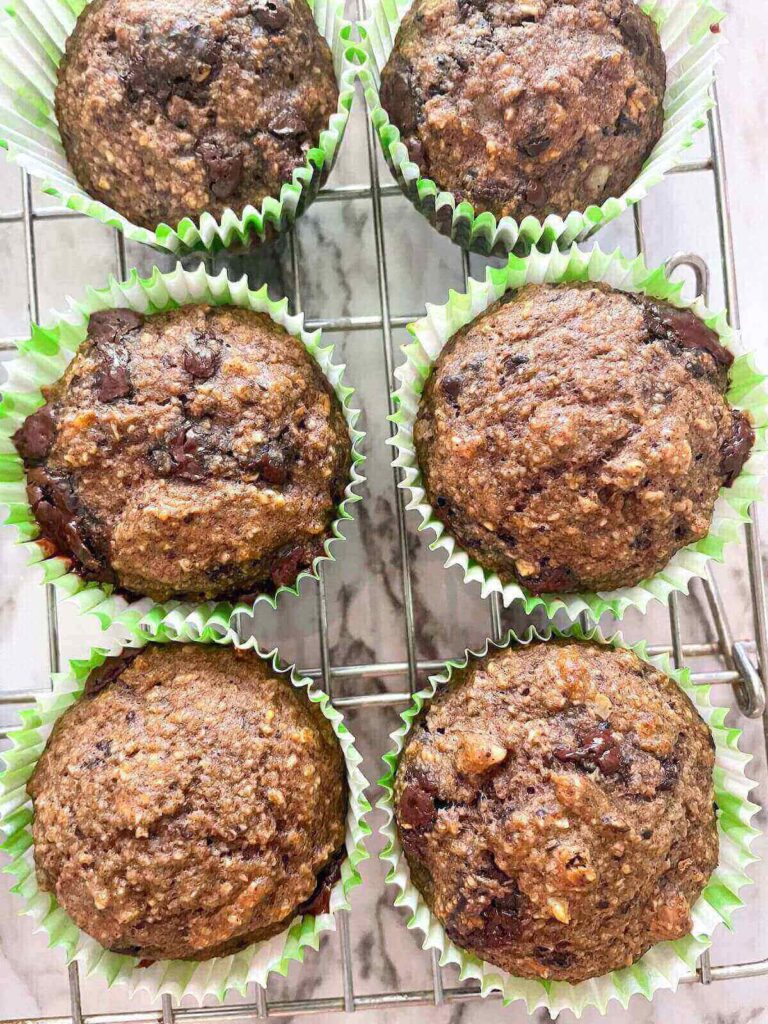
<box><xmin>0</xmin><ymin>0</ymin><xmax>759</xmax><ymax>1010</ymax></box>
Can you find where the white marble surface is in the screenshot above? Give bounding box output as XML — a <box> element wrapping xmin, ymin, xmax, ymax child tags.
<box><xmin>1</xmin><ymin>2</ymin><xmax>768</xmax><ymax>1022</ymax></box>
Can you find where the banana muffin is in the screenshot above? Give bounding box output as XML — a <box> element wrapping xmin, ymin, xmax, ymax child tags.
<box><xmin>27</xmin><ymin>644</ymin><xmax>348</xmax><ymax>961</ymax></box>
<box><xmin>12</xmin><ymin>305</ymin><xmax>352</xmax><ymax>601</ymax></box>
<box><xmin>379</xmin><ymin>0</ymin><xmax>666</xmax><ymax>222</ymax></box>
<box><xmin>394</xmin><ymin>639</ymin><xmax>718</xmax><ymax>982</ymax></box>
<box><xmin>55</xmin><ymin>0</ymin><xmax>339</xmax><ymax>229</ymax></box>
<box><xmin>413</xmin><ymin>282</ymin><xmax>754</xmax><ymax>594</ymax></box>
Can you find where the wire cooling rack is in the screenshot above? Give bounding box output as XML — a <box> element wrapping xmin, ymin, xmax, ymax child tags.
<box><xmin>1</xmin><ymin>61</ymin><xmax>767</xmax><ymax>1022</ymax></box>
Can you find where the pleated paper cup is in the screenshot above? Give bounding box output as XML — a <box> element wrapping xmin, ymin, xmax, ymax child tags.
<box><xmin>389</xmin><ymin>243</ymin><xmax>767</xmax><ymax>622</ymax></box>
<box><xmin>357</xmin><ymin>0</ymin><xmax>724</xmax><ymax>256</ymax></box>
<box><xmin>0</xmin><ymin>631</ymin><xmax>372</xmax><ymax>1001</ymax></box>
<box><xmin>0</xmin><ymin>262</ymin><xmax>365</xmax><ymax>641</ymax></box>
<box><xmin>0</xmin><ymin>0</ymin><xmax>355</xmax><ymax>254</ymax></box>
<box><xmin>378</xmin><ymin>622</ymin><xmax>760</xmax><ymax>1017</ymax></box>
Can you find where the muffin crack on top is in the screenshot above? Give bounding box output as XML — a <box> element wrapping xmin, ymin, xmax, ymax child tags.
<box><xmin>12</xmin><ymin>305</ymin><xmax>353</xmax><ymax>602</ymax></box>
<box><xmin>55</xmin><ymin>0</ymin><xmax>340</xmax><ymax>228</ymax></box>
<box><xmin>379</xmin><ymin>0</ymin><xmax>666</xmax><ymax>220</ymax></box>
<box><xmin>413</xmin><ymin>282</ymin><xmax>754</xmax><ymax>594</ymax></box>
<box><xmin>394</xmin><ymin>640</ymin><xmax>719</xmax><ymax>983</ymax></box>
<box><xmin>27</xmin><ymin>644</ymin><xmax>348</xmax><ymax>962</ymax></box>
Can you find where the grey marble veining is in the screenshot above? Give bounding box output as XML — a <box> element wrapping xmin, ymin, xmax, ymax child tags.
<box><xmin>2</xmin><ymin>2</ymin><xmax>768</xmax><ymax>1022</ymax></box>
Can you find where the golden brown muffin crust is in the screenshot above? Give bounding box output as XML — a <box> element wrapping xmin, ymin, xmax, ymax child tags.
<box><xmin>55</xmin><ymin>0</ymin><xmax>339</xmax><ymax>228</ymax></box>
<box><xmin>380</xmin><ymin>0</ymin><xmax>666</xmax><ymax>221</ymax></box>
<box><xmin>28</xmin><ymin>644</ymin><xmax>347</xmax><ymax>961</ymax></box>
<box><xmin>13</xmin><ymin>305</ymin><xmax>352</xmax><ymax>602</ymax></box>
<box><xmin>394</xmin><ymin>640</ymin><xmax>718</xmax><ymax>982</ymax></box>
<box><xmin>413</xmin><ymin>283</ymin><xmax>753</xmax><ymax>593</ymax></box>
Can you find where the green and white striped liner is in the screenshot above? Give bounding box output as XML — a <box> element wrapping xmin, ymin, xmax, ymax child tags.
<box><xmin>389</xmin><ymin>243</ymin><xmax>767</xmax><ymax>622</ymax></box>
<box><xmin>356</xmin><ymin>0</ymin><xmax>724</xmax><ymax>256</ymax></box>
<box><xmin>378</xmin><ymin>622</ymin><xmax>760</xmax><ymax>1017</ymax></box>
<box><xmin>0</xmin><ymin>262</ymin><xmax>366</xmax><ymax>641</ymax></box>
<box><xmin>0</xmin><ymin>0</ymin><xmax>356</xmax><ymax>253</ymax></box>
<box><xmin>0</xmin><ymin>631</ymin><xmax>372</xmax><ymax>1001</ymax></box>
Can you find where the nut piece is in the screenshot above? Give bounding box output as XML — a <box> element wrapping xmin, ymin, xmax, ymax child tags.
<box><xmin>547</xmin><ymin>897</ymin><xmax>571</xmax><ymax>924</ymax></box>
<box><xmin>455</xmin><ymin>732</ymin><xmax>508</xmax><ymax>774</ymax></box>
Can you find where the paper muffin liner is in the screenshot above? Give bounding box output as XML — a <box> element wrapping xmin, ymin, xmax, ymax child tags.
<box><xmin>356</xmin><ymin>0</ymin><xmax>724</xmax><ymax>256</ymax></box>
<box><xmin>0</xmin><ymin>0</ymin><xmax>355</xmax><ymax>254</ymax></box>
<box><xmin>378</xmin><ymin>621</ymin><xmax>760</xmax><ymax>1017</ymax></box>
<box><xmin>389</xmin><ymin>243</ymin><xmax>767</xmax><ymax>621</ymax></box>
<box><xmin>0</xmin><ymin>262</ymin><xmax>365</xmax><ymax>641</ymax></box>
<box><xmin>0</xmin><ymin>631</ymin><xmax>372</xmax><ymax>1001</ymax></box>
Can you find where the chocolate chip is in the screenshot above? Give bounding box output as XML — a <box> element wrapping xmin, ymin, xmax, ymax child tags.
<box><xmin>297</xmin><ymin>848</ymin><xmax>346</xmax><ymax>916</ymax></box>
<box><xmin>95</xmin><ymin>738</ymin><xmax>113</xmax><ymax>756</ymax></box>
<box><xmin>87</xmin><ymin>309</ymin><xmax>143</xmax><ymax>347</ymax></box>
<box><xmin>13</xmin><ymin>404</ymin><xmax>56</xmax><ymax>462</ymax></box>
<box><xmin>123</xmin><ymin>20</ymin><xmax>220</xmax><ymax>104</ymax></box>
<box><xmin>535</xmin><ymin>947</ymin><xmax>573</xmax><ymax>969</ymax></box>
<box><xmin>270</xmin><ymin>542</ymin><xmax>313</xmax><ymax>588</ymax></box>
<box><xmin>481</xmin><ymin>900</ymin><xmax>520</xmax><ymax>949</ymax></box>
<box><xmin>720</xmin><ymin>410</ymin><xmax>754</xmax><ymax>487</ymax></box>
<box><xmin>85</xmin><ymin>650</ymin><xmax>140</xmax><ymax>697</ymax></box>
<box><xmin>96</xmin><ymin>345</ymin><xmax>131</xmax><ymax>402</ymax></box>
<box><xmin>26</xmin><ymin>467</ymin><xmax>112</xmax><ymax>581</ymax></box>
<box><xmin>380</xmin><ymin>60</ymin><xmax>419</xmax><ymax>132</ymax></box>
<box><xmin>198</xmin><ymin>141</ymin><xmax>244</xmax><ymax>200</ymax></box>
<box><xmin>440</xmin><ymin>374</ymin><xmax>463</xmax><ymax>402</ymax></box>
<box><xmin>168</xmin><ymin>426</ymin><xmax>206</xmax><ymax>481</ymax></box>
<box><xmin>553</xmin><ymin>721</ymin><xmax>624</xmax><ymax>776</ymax></box>
<box><xmin>616</xmin><ymin>111</ymin><xmax>640</xmax><ymax>135</ymax></box>
<box><xmin>183</xmin><ymin>336</ymin><xmax>220</xmax><ymax>380</ymax></box>
<box><xmin>436</xmin><ymin>495</ymin><xmax>448</xmax><ymax>508</ymax></box>
<box><xmin>246</xmin><ymin>440</ymin><xmax>295</xmax><ymax>485</ymax></box>
<box><xmin>399</xmin><ymin>781</ymin><xmax>437</xmax><ymax>831</ymax></box>
<box><xmin>269</xmin><ymin>110</ymin><xmax>308</xmax><ymax>138</ymax></box>
<box><xmin>251</xmin><ymin>0</ymin><xmax>290</xmax><ymax>31</ymax></box>
<box><xmin>520</xmin><ymin>561</ymin><xmax>576</xmax><ymax>595</ymax></box>
<box><xmin>642</xmin><ymin>300</ymin><xmax>733</xmax><ymax>369</ymax></box>
<box><xmin>640</xmin><ymin>827</ymin><xmax>653</xmax><ymax>840</ymax></box>
<box><xmin>657</xmin><ymin>756</ymin><xmax>680</xmax><ymax>791</ymax></box>
<box><xmin>617</xmin><ymin>9</ymin><xmax>649</xmax><ymax>55</ymax></box>
<box><xmin>518</xmin><ymin>135</ymin><xmax>551</xmax><ymax>158</ymax></box>
<box><xmin>524</xmin><ymin>180</ymin><xmax>547</xmax><ymax>208</ymax></box>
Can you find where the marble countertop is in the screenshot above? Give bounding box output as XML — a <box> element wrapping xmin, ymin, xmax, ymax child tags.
<box><xmin>1</xmin><ymin>1</ymin><xmax>767</xmax><ymax>1022</ymax></box>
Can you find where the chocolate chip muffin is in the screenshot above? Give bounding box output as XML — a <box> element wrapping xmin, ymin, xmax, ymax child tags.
<box><xmin>55</xmin><ymin>0</ymin><xmax>339</xmax><ymax>229</ymax></box>
<box><xmin>414</xmin><ymin>283</ymin><xmax>754</xmax><ymax>594</ymax></box>
<box><xmin>394</xmin><ymin>639</ymin><xmax>718</xmax><ymax>982</ymax></box>
<box><xmin>27</xmin><ymin>643</ymin><xmax>348</xmax><ymax>961</ymax></box>
<box><xmin>12</xmin><ymin>305</ymin><xmax>352</xmax><ymax>601</ymax></box>
<box><xmin>379</xmin><ymin>0</ymin><xmax>666</xmax><ymax>221</ymax></box>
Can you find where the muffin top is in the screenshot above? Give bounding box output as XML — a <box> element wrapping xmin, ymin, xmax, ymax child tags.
<box><xmin>13</xmin><ymin>305</ymin><xmax>352</xmax><ymax>601</ymax></box>
<box><xmin>27</xmin><ymin>644</ymin><xmax>347</xmax><ymax>961</ymax></box>
<box><xmin>379</xmin><ymin>0</ymin><xmax>666</xmax><ymax>221</ymax></box>
<box><xmin>394</xmin><ymin>639</ymin><xmax>718</xmax><ymax>983</ymax></box>
<box><xmin>413</xmin><ymin>282</ymin><xmax>753</xmax><ymax>594</ymax></box>
<box><xmin>55</xmin><ymin>0</ymin><xmax>339</xmax><ymax>229</ymax></box>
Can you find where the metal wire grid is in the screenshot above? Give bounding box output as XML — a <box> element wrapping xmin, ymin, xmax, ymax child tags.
<box><xmin>0</xmin><ymin>72</ymin><xmax>767</xmax><ymax>1020</ymax></box>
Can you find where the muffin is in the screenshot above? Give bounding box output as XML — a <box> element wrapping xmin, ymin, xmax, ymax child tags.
<box><xmin>12</xmin><ymin>305</ymin><xmax>352</xmax><ymax>602</ymax></box>
<box><xmin>55</xmin><ymin>0</ymin><xmax>340</xmax><ymax>229</ymax></box>
<box><xmin>27</xmin><ymin>644</ymin><xmax>348</xmax><ymax>961</ymax></box>
<box><xmin>413</xmin><ymin>282</ymin><xmax>754</xmax><ymax>594</ymax></box>
<box><xmin>379</xmin><ymin>0</ymin><xmax>666</xmax><ymax>222</ymax></box>
<box><xmin>393</xmin><ymin>639</ymin><xmax>718</xmax><ymax>983</ymax></box>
